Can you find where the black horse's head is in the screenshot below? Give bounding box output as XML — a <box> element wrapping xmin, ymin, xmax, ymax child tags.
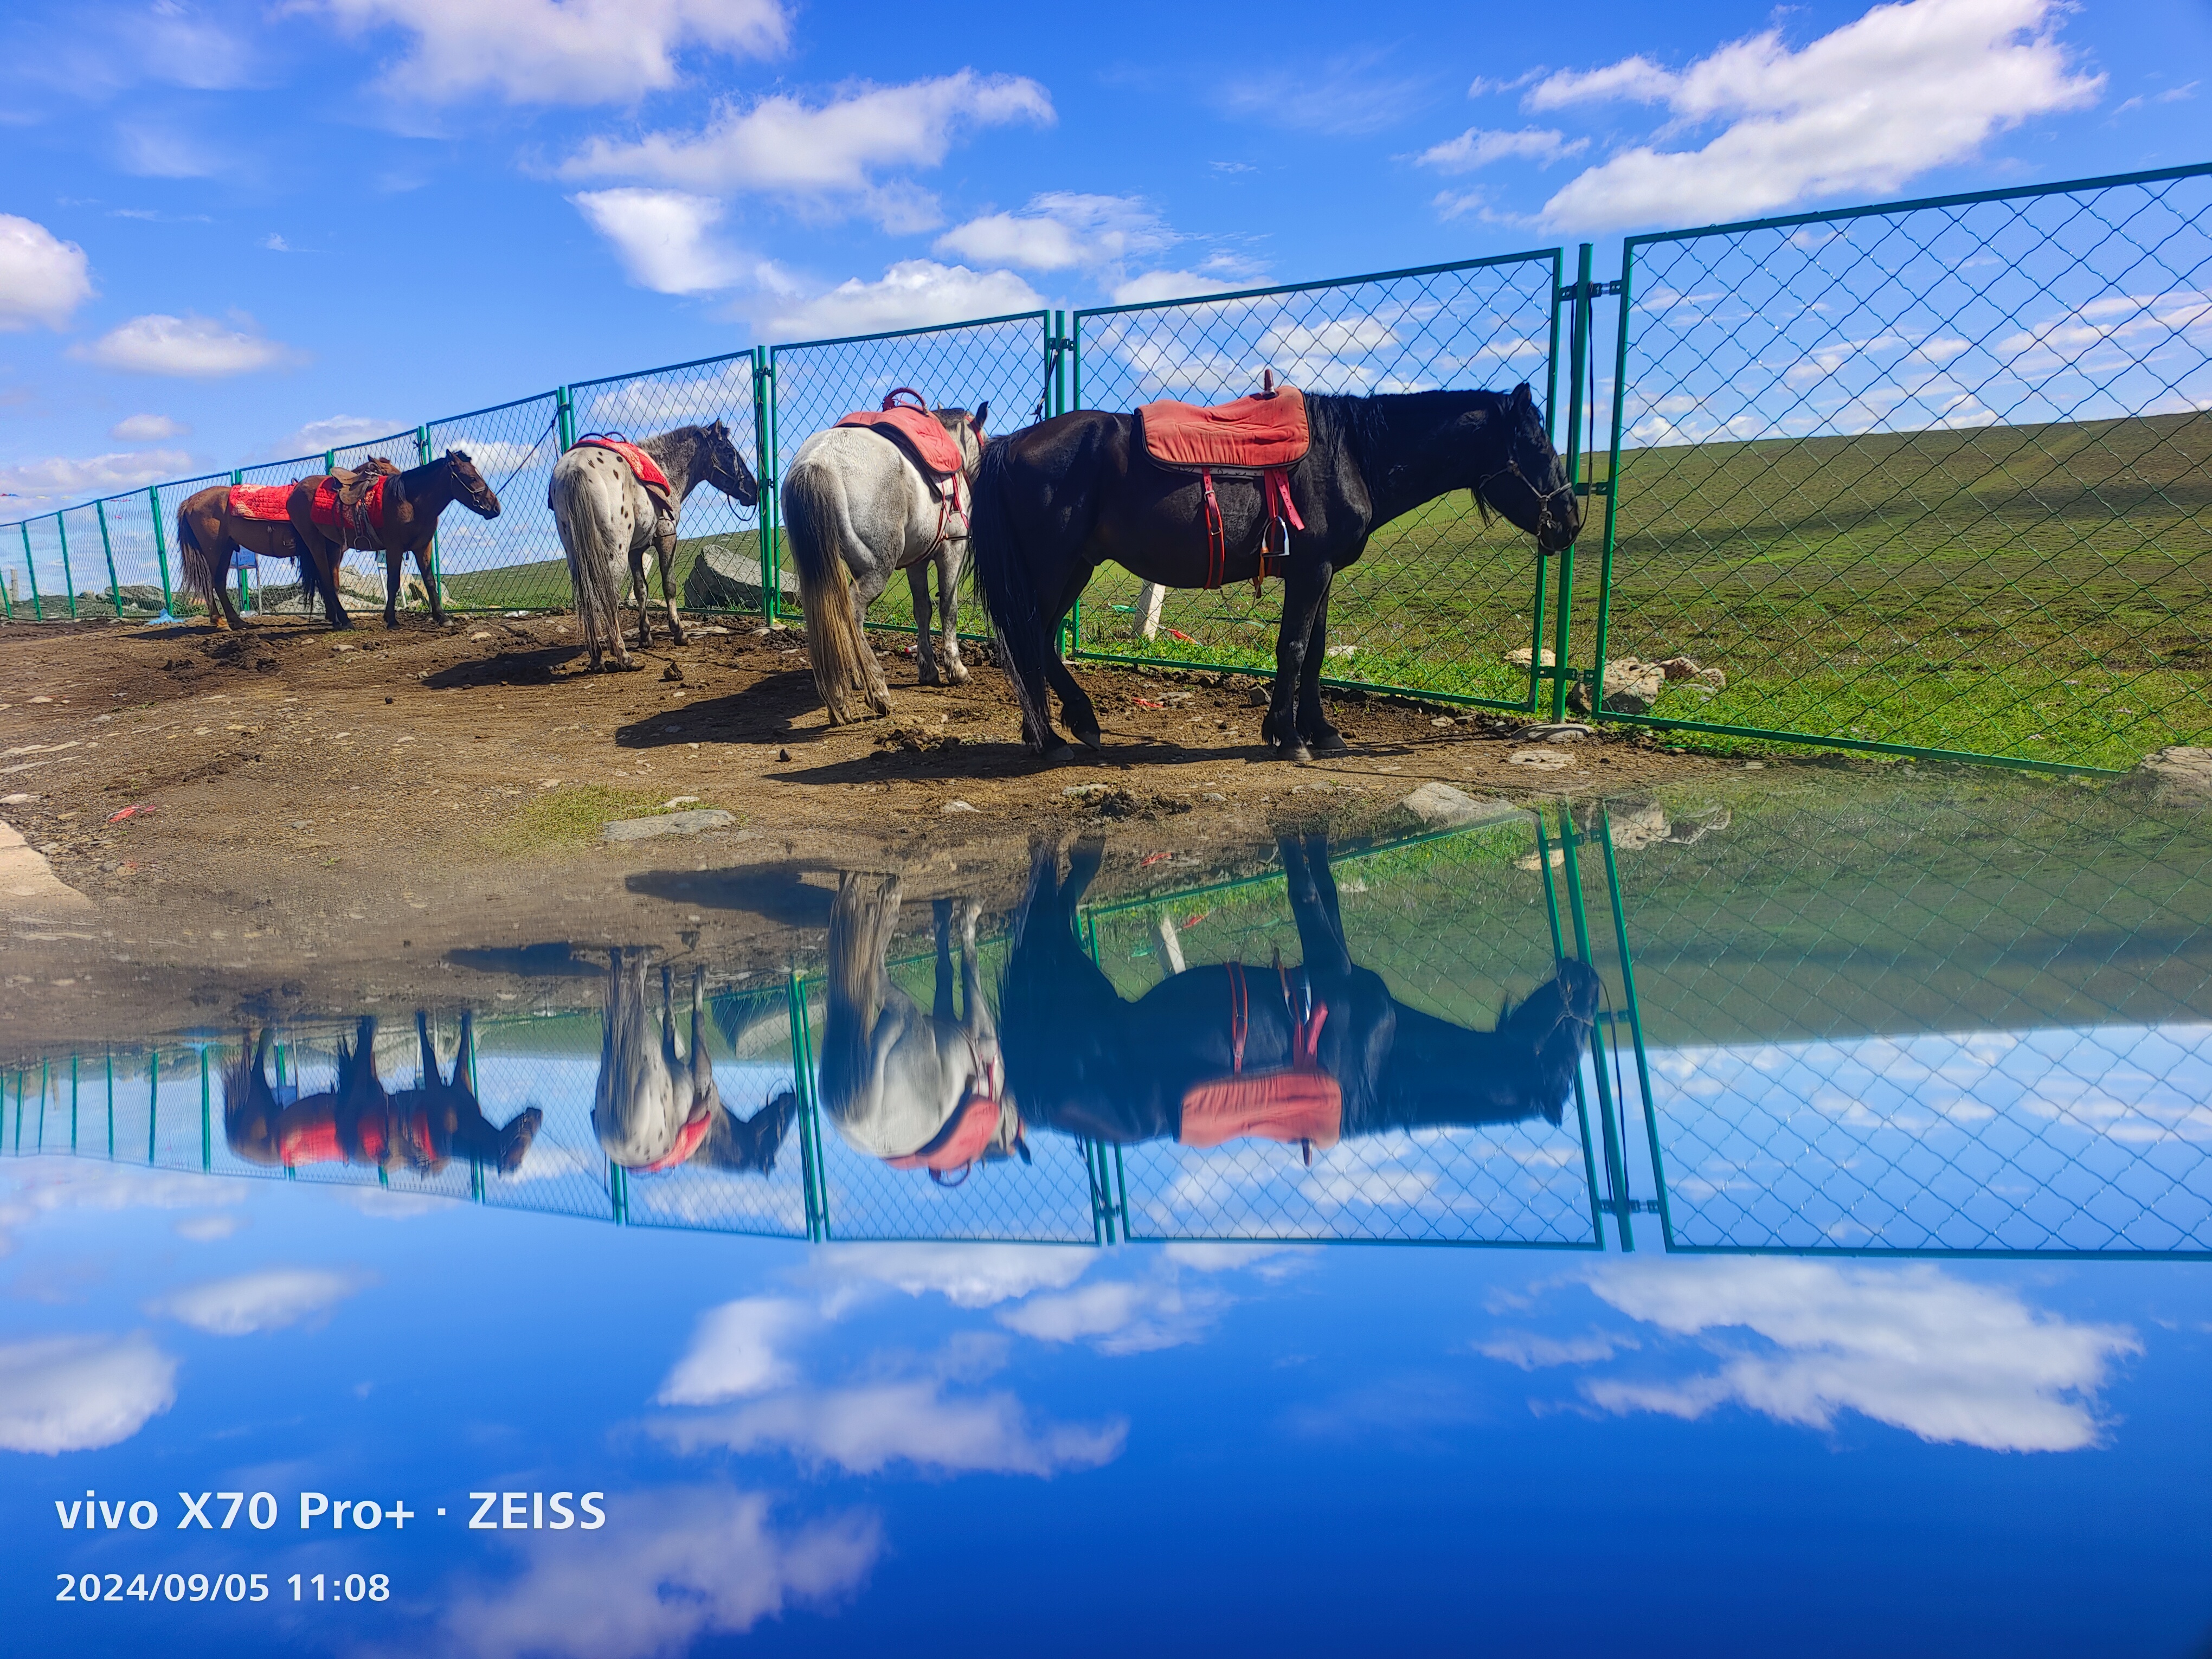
<box><xmin>1471</xmin><ymin>383</ymin><xmax>1577</xmax><ymax>554</ymax></box>
<box><xmin>702</xmin><ymin>418</ymin><xmax>760</xmax><ymax>509</ymax></box>
<box><xmin>446</xmin><ymin>448</ymin><xmax>501</xmax><ymax>519</ymax></box>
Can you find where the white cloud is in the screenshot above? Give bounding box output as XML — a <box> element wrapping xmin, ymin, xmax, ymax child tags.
<box><xmin>1215</xmin><ymin>52</ymin><xmax>1431</xmax><ymax>137</ymax></box>
<box><xmin>935</xmin><ymin>193</ymin><xmax>1173</xmax><ymax>273</ymax></box>
<box><xmin>657</xmin><ymin>1297</ymin><xmax>810</xmax><ymax>1405</ymax></box>
<box><xmin>108</xmin><ymin>412</ymin><xmax>187</xmax><ymax>441</ymax></box>
<box><xmin>0</xmin><ymin>215</ymin><xmax>93</xmax><ymax>331</ymax></box>
<box><xmin>1109</xmin><ymin>269</ymin><xmax>1238</xmax><ymax>306</ymax></box>
<box><xmin>439</xmin><ymin>1484</ymin><xmax>878</xmax><ymax>1659</ymax></box>
<box><xmin>152</xmin><ymin>1267</ymin><xmax>364</xmax><ymax>1335</ymax></box>
<box><xmin>0</xmin><ymin>449</ymin><xmax>197</xmax><ymax>510</ymax></box>
<box><xmin>306</xmin><ymin>0</ymin><xmax>788</xmax><ymax>105</ymax></box>
<box><xmin>75</xmin><ymin>313</ymin><xmax>299</xmax><ymax>377</ymax></box>
<box><xmin>174</xmin><ymin>1213</ymin><xmax>243</xmax><ymax>1242</ymax></box>
<box><xmin>1472</xmin><ymin>1329</ymin><xmax>1636</xmax><ymax>1369</ymax></box>
<box><xmin>333</xmin><ymin>1186</ymin><xmax>455</xmax><ymax>1218</ymax></box>
<box><xmin>997</xmin><ymin>1276</ymin><xmax>1227</xmax><ymax>1355</ymax></box>
<box><xmin>262</xmin><ymin>414</ymin><xmax>406</xmax><ymax>460</ymax></box>
<box><xmin>808</xmin><ymin>1243</ymin><xmax>1095</xmax><ymax>1312</ymax></box>
<box><xmin>660</xmin><ymin>1378</ymin><xmax>1126</xmax><ymax>1476</ymax></box>
<box><xmin>1579</xmin><ymin>1259</ymin><xmax>2138</xmax><ymax>1452</ymax></box>
<box><xmin>0</xmin><ymin>1334</ymin><xmax>177</xmax><ymax>1454</ymax></box>
<box><xmin>1417</xmin><ymin>127</ymin><xmax>1587</xmax><ymax>173</ymax></box>
<box><xmin>570</xmin><ymin>189</ymin><xmax>755</xmax><ymax>295</ymax></box>
<box><xmin>562</xmin><ymin>72</ymin><xmax>1052</xmax><ymax>217</ymax></box>
<box><xmin>115</xmin><ymin>123</ymin><xmax>230</xmax><ymax>179</ymax></box>
<box><xmin>1533</xmin><ymin>0</ymin><xmax>2104</xmax><ymax>229</ymax></box>
<box><xmin>767</xmin><ymin>260</ymin><xmax>1043</xmax><ymax>340</ymax></box>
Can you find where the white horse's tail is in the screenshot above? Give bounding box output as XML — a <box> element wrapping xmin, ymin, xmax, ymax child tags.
<box><xmin>551</xmin><ymin>459</ymin><xmax>629</xmax><ymax>669</ymax></box>
<box><xmin>821</xmin><ymin>873</ymin><xmax>899</xmax><ymax>1118</ymax></box>
<box><xmin>782</xmin><ymin>458</ymin><xmax>890</xmax><ymax>723</ymax></box>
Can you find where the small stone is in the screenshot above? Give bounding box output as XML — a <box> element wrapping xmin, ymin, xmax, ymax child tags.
<box><xmin>662</xmin><ymin>796</ymin><xmax>701</xmax><ymax>808</ymax></box>
<box><xmin>1504</xmin><ymin>647</ymin><xmax>1557</xmax><ymax>669</ymax></box>
<box><xmin>1431</xmin><ymin>717</ymin><xmax>1454</xmax><ymax>728</ymax></box>
<box><xmin>331</xmin><ymin>643</ymin><xmax>354</xmax><ymax>653</ymax></box>
<box><xmin>941</xmin><ymin>799</ymin><xmax>979</xmax><ymax>814</ymax></box>
<box><xmin>777</xmin><ymin>748</ymin><xmax>791</xmax><ymax>762</ymax></box>
<box><xmin>601</xmin><ymin>809</ymin><xmax>736</xmax><ymax>843</ymax></box>
<box><xmin>1399</xmin><ymin>781</ymin><xmax>1526</xmax><ymax>827</ymax></box>
<box><xmin>2123</xmin><ymin>745</ymin><xmax>2212</xmax><ymax>805</ymax></box>
<box><xmin>288</xmin><ymin>819</ymin><xmax>313</xmax><ymax>830</ymax></box>
<box><xmin>2</xmin><ymin>792</ymin><xmax>35</xmax><ymax>806</ymax></box>
<box><xmin>1327</xmin><ymin>645</ymin><xmax>1357</xmax><ymax>658</ymax></box>
<box><xmin>29</xmin><ymin>696</ymin><xmax>52</xmax><ymax>704</ymax></box>
<box><xmin>1203</xmin><ymin>792</ymin><xmax>1226</xmax><ymax>801</ymax></box>
<box><xmin>471</xmin><ymin>630</ymin><xmax>493</xmax><ymax>642</ymax></box>
<box><xmin>1063</xmin><ymin>783</ymin><xmax>1108</xmax><ymax>798</ymax></box>
<box><xmin>1245</xmin><ymin>685</ymin><xmax>1270</xmax><ymax>706</ymax></box>
<box><xmin>661</xmin><ymin>661</ymin><xmax>685</xmax><ymax>683</ymax></box>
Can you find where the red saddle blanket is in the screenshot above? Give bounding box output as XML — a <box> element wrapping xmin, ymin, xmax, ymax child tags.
<box><xmin>226</xmin><ymin>484</ymin><xmax>295</xmax><ymax>523</ymax></box>
<box><xmin>1139</xmin><ymin>385</ymin><xmax>1308</xmax><ymax>470</ymax></box>
<box><xmin>574</xmin><ymin>435</ymin><xmax>673</xmax><ymax>516</ymax></box>
<box><xmin>310</xmin><ymin>474</ymin><xmax>390</xmax><ymax>541</ymax></box>
<box><xmin>835</xmin><ymin>390</ymin><xmax>968</xmax><ymax>479</ymax></box>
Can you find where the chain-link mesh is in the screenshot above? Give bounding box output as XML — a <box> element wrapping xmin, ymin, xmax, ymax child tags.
<box><xmin>771</xmin><ymin>314</ymin><xmax>1047</xmax><ymax>639</ymax></box>
<box><xmin>1600</xmin><ymin>165</ymin><xmax>2212</xmax><ymax>769</ymax></box>
<box><xmin>1612</xmin><ymin>776</ymin><xmax>2212</xmax><ymax>1252</ymax></box>
<box><xmin>90</xmin><ymin>490</ymin><xmax>172</xmax><ymax>610</ymax></box>
<box><xmin>17</xmin><ymin>515</ymin><xmax>72</xmax><ymax>621</ymax></box>
<box><xmin>1085</xmin><ymin>820</ymin><xmax>1603</xmax><ymax>1244</ymax></box>
<box><xmin>142</xmin><ymin>470</ymin><xmax>235</xmax><ymax>618</ymax></box>
<box><xmin>1070</xmin><ymin>257</ymin><xmax>1561</xmax><ymax>708</ymax></box>
<box><xmin>570</xmin><ymin>352</ymin><xmax>765</xmax><ymax>620</ymax></box>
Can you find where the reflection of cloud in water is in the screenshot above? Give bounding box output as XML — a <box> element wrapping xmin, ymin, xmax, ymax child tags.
<box><xmin>1573</xmin><ymin>1259</ymin><xmax>2137</xmax><ymax>1453</ymax></box>
<box><xmin>807</xmin><ymin>1242</ymin><xmax>1095</xmax><ymax>1310</ymax></box>
<box><xmin>0</xmin><ymin>1333</ymin><xmax>177</xmax><ymax>1454</ymax></box>
<box><xmin>658</xmin><ymin>1296</ymin><xmax>809</xmax><ymax>1405</ymax></box>
<box><xmin>998</xmin><ymin>1276</ymin><xmax>1227</xmax><ymax>1355</ymax></box>
<box><xmin>658</xmin><ymin>1379</ymin><xmax>1126</xmax><ymax>1477</ymax></box>
<box><xmin>438</xmin><ymin>1483</ymin><xmax>877</xmax><ymax>1659</ymax></box>
<box><xmin>151</xmin><ymin>1267</ymin><xmax>365</xmax><ymax>1336</ymax></box>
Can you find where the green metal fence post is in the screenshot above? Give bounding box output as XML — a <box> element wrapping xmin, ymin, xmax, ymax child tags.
<box><xmin>105</xmin><ymin>1051</ymin><xmax>114</xmax><ymax>1160</ymax></box>
<box><xmin>147</xmin><ymin>1050</ymin><xmax>158</xmax><ymax>1165</ymax></box>
<box><xmin>147</xmin><ymin>486</ymin><xmax>173</xmax><ymax>615</ymax></box>
<box><xmin>787</xmin><ymin>969</ymin><xmax>826</xmax><ymax>1241</ymax></box>
<box><xmin>1589</xmin><ymin>248</ymin><xmax>1635</xmax><ymax>713</ymax></box>
<box><xmin>227</xmin><ymin>471</ymin><xmax>250</xmax><ymax>612</ymax></box>
<box><xmin>20</xmin><ymin>522</ymin><xmax>43</xmax><ymax>620</ymax></box>
<box><xmin>199</xmin><ymin>1046</ymin><xmax>211</xmax><ymax>1172</ymax></box>
<box><xmin>751</xmin><ymin>352</ymin><xmax>778</xmax><ymax>623</ymax></box>
<box><xmin>1549</xmin><ymin>245</ymin><xmax>1593</xmax><ymax>722</ymax></box>
<box><xmin>416</xmin><ymin>426</ymin><xmax>441</xmax><ymax>606</ymax></box>
<box><xmin>1</xmin><ymin>539</ymin><xmax>12</xmax><ymax>619</ymax></box>
<box><xmin>55</xmin><ymin>512</ymin><xmax>78</xmax><ymax>619</ymax></box>
<box><xmin>95</xmin><ymin>499</ymin><xmax>124</xmax><ymax>619</ymax></box>
<box><xmin>555</xmin><ymin>386</ymin><xmax>577</xmax><ymax>453</ymax></box>
<box><xmin>1535</xmin><ymin>812</ymin><xmax>1607</xmax><ymax>1249</ymax></box>
<box><xmin>1557</xmin><ymin>806</ymin><xmax>1631</xmax><ymax>1250</ymax></box>
<box><xmin>1597</xmin><ymin>805</ymin><xmax>1673</xmax><ymax>1247</ymax></box>
<box><xmin>70</xmin><ymin>1053</ymin><xmax>79</xmax><ymax>1150</ymax></box>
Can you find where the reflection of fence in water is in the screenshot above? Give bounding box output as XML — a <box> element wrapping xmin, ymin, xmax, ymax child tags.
<box><xmin>1612</xmin><ymin>782</ymin><xmax>2212</xmax><ymax>1254</ymax></box>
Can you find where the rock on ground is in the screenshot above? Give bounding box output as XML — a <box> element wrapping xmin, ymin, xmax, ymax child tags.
<box><xmin>2123</xmin><ymin>746</ymin><xmax>2212</xmax><ymax>805</ymax></box>
<box><xmin>601</xmin><ymin>808</ymin><xmax>737</xmax><ymax>843</ymax></box>
<box><xmin>0</xmin><ymin>819</ymin><xmax>94</xmax><ymax>914</ymax></box>
<box><xmin>684</xmin><ymin>544</ymin><xmax>801</xmax><ymax>615</ymax></box>
<box><xmin>1399</xmin><ymin>782</ymin><xmax>1528</xmax><ymax>829</ymax></box>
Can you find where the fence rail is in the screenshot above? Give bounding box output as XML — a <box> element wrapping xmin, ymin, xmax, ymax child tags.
<box><xmin>7</xmin><ymin>162</ymin><xmax>2208</xmax><ymax>773</ymax></box>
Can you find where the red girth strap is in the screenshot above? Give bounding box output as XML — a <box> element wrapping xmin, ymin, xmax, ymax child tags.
<box><xmin>1226</xmin><ymin>960</ymin><xmax>1249</xmax><ymax>1073</ymax></box>
<box><xmin>1201</xmin><ymin>469</ymin><xmax>1225</xmax><ymax>590</ymax></box>
<box><xmin>1197</xmin><ymin>468</ymin><xmax>1303</xmax><ymax>595</ymax></box>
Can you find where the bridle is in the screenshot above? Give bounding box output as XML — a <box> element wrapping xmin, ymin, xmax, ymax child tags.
<box><xmin>1475</xmin><ymin>455</ymin><xmax>1576</xmax><ymax>549</ymax></box>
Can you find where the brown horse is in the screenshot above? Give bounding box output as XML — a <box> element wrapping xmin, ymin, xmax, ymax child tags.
<box><xmin>173</xmin><ymin>464</ymin><xmax>398</xmax><ymax>631</ymax></box>
<box><xmin>288</xmin><ymin>449</ymin><xmax>503</xmax><ymax>628</ymax></box>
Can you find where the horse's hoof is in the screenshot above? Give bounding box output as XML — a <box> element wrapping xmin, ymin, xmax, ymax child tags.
<box><xmin>1272</xmin><ymin>741</ymin><xmax>1313</xmax><ymax>764</ymax></box>
<box><xmin>1306</xmin><ymin>728</ymin><xmax>1351</xmax><ymax>756</ymax></box>
<box><xmin>1039</xmin><ymin>742</ymin><xmax>1077</xmax><ymax>766</ymax></box>
<box><xmin>946</xmin><ymin>660</ymin><xmax>970</xmax><ymax>685</ymax></box>
<box><xmin>916</xmin><ymin>663</ymin><xmax>941</xmax><ymax>687</ymax></box>
<box><xmin>1075</xmin><ymin>727</ymin><xmax>1103</xmax><ymax>752</ymax></box>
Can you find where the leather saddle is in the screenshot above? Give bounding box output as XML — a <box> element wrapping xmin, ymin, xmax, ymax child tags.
<box><xmin>1135</xmin><ymin>379</ymin><xmax>1310</xmax><ymax>590</ymax></box>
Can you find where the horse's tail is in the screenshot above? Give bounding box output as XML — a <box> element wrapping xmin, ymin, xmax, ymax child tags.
<box><xmin>550</xmin><ymin>458</ymin><xmax>628</xmax><ymax>667</ymax></box>
<box><xmin>820</xmin><ymin>872</ymin><xmax>899</xmax><ymax>1120</ymax></box>
<box><xmin>175</xmin><ymin>501</ymin><xmax>217</xmax><ymax>619</ymax></box>
<box><xmin>781</xmin><ymin>456</ymin><xmax>888</xmax><ymax>723</ymax></box>
<box><xmin>968</xmin><ymin>439</ymin><xmax>1053</xmax><ymax>747</ymax></box>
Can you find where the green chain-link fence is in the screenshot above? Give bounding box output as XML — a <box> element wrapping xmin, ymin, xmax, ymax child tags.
<box><xmin>1069</xmin><ymin>254</ymin><xmax>1563</xmax><ymax>710</ymax></box>
<box><xmin>7</xmin><ymin>163</ymin><xmax>2209</xmax><ymax>768</ymax></box>
<box><xmin>1590</xmin><ymin>163</ymin><xmax>2212</xmax><ymax>771</ymax></box>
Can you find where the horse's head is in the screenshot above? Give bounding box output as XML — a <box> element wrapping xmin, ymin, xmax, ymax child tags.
<box><xmin>1470</xmin><ymin>383</ymin><xmax>1577</xmax><ymax>554</ymax></box>
<box><xmin>446</xmin><ymin>448</ymin><xmax>502</xmax><ymax>519</ymax></box>
<box><xmin>933</xmin><ymin>401</ymin><xmax>990</xmax><ymax>475</ymax></box>
<box><xmin>702</xmin><ymin>418</ymin><xmax>760</xmax><ymax>507</ymax></box>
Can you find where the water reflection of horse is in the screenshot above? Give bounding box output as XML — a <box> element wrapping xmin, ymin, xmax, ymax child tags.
<box><xmin>589</xmin><ymin>949</ymin><xmax>796</xmax><ymax>1174</ymax></box>
<box><xmin>223</xmin><ymin>1013</ymin><xmax>541</xmax><ymax>1174</ymax></box>
<box><xmin>998</xmin><ymin>835</ymin><xmax>1599</xmax><ymax>1155</ymax></box>
<box><xmin>817</xmin><ymin>879</ymin><xmax>1023</xmax><ymax>1180</ymax></box>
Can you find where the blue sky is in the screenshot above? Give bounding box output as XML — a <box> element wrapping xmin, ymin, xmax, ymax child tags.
<box><xmin>0</xmin><ymin>0</ymin><xmax>2206</xmax><ymax>512</ymax></box>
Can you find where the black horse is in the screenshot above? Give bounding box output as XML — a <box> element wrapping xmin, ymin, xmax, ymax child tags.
<box><xmin>969</xmin><ymin>385</ymin><xmax>1579</xmax><ymax>763</ymax></box>
<box><xmin>998</xmin><ymin>834</ymin><xmax>1599</xmax><ymax>1153</ymax></box>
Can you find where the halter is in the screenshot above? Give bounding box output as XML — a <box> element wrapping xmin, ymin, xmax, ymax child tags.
<box><xmin>1475</xmin><ymin>458</ymin><xmax>1575</xmax><ymax>548</ymax></box>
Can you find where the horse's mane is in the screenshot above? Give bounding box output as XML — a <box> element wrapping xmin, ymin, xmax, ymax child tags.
<box><xmin>1309</xmin><ymin>388</ymin><xmax>1502</xmax><ymax>509</ymax></box>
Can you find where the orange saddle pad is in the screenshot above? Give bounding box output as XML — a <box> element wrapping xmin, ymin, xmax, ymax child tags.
<box><xmin>1139</xmin><ymin>385</ymin><xmax>1308</xmax><ymax>471</ymax></box>
<box><xmin>835</xmin><ymin>401</ymin><xmax>968</xmax><ymax>479</ymax></box>
<box><xmin>1179</xmin><ymin>1068</ymin><xmax>1342</xmax><ymax>1150</ymax></box>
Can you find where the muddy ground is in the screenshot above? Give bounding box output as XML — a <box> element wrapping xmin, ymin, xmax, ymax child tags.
<box><xmin>0</xmin><ymin>611</ymin><xmax>1730</xmax><ymax>1045</ymax></box>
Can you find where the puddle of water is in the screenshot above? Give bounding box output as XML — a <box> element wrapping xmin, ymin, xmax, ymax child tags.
<box><xmin>4</xmin><ymin>773</ymin><xmax>2210</xmax><ymax>1655</ymax></box>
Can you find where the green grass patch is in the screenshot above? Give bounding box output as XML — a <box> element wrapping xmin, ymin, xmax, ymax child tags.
<box><xmin>486</xmin><ymin>785</ymin><xmax>728</xmax><ymax>857</ymax></box>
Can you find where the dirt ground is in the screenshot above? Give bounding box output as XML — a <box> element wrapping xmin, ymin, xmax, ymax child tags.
<box><xmin>0</xmin><ymin>610</ymin><xmax>1724</xmax><ymax>1045</ymax></box>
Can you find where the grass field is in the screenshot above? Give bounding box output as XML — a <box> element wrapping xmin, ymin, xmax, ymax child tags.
<box><xmin>1073</xmin><ymin>410</ymin><xmax>2211</xmax><ymax>769</ymax></box>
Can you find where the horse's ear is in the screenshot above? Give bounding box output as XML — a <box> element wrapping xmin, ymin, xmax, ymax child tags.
<box><xmin>1510</xmin><ymin>383</ymin><xmax>1533</xmax><ymax>414</ymax></box>
<box><xmin>972</xmin><ymin>401</ymin><xmax>988</xmax><ymax>435</ymax></box>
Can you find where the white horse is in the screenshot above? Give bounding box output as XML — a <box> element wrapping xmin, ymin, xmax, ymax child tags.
<box><xmin>591</xmin><ymin>949</ymin><xmax>794</xmax><ymax>1175</ymax></box>
<box><xmin>549</xmin><ymin>421</ymin><xmax>758</xmax><ymax>671</ymax></box>
<box><xmin>819</xmin><ymin>875</ymin><xmax>1023</xmax><ymax>1180</ymax></box>
<box><xmin>780</xmin><ymin>397</ymin><xmax>987</xmax><ymax>724</ymax></box>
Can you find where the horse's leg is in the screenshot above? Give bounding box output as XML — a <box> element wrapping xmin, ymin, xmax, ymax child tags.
<box><xmin>1296</xmin><ymin>564</ymin><xmax>1348</xmax><ymax>755</ymax></box>
<box><xmin>1281</xmin><ymin>833</ymin><xmax>1353</xmax><ymax>978</ymax></box>
<box><xmin>850</xmin><ymin>563</ymin><xmax>895</xmax><ymax>716</ymax></box>
<box><xmin>908</xmin><ymin>562</ymin><xmax>940</xmax><ymax>686</ymax></box>
<box><xmin>416</xmin><ymin>538</ymin><xmax>445</xmax><ymax>626</ymax></box>
<box><xmin>936</xmin><ymin>542</ymin><xmax>969</xmax><ymax>684</ymax></box>
<box><xmin>383</xmin><ymin>544</ymin><xmax>403</xmax><ymax>628</ymax></box>
<box><xmin>656</xmin><ymin>523</ymin><xmax>686</xmax><ymax>647</ymax></box>
<box><xmin>1264</xmin><ymin>558</ymin><xmax>1330</xmax><ymax>762</ymax></box>
<box><xmin>686</xmin><ymin>966</ymin><xmax>716</xmax><ymax>1107</ymax></box>
<box><xmin>930</xmin><ymin>898</ymin><xmax>957</xmax><ymax>1023</ymax></box>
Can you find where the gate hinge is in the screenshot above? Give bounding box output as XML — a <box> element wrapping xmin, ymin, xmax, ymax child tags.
<box><xmin>1573</xmin><ymin>480</ymin><xmax>1612</xmax><ymax>497</ymax></box>
<box><xmin>1557</xmin><ymin>280</ymin><xmax>1625</xmax><ymax>302</ymax></box>
<box><xmin>1046</xmin><ymin>335</ymin><xmax>1077</xmax><ymax>353</ymax></box>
